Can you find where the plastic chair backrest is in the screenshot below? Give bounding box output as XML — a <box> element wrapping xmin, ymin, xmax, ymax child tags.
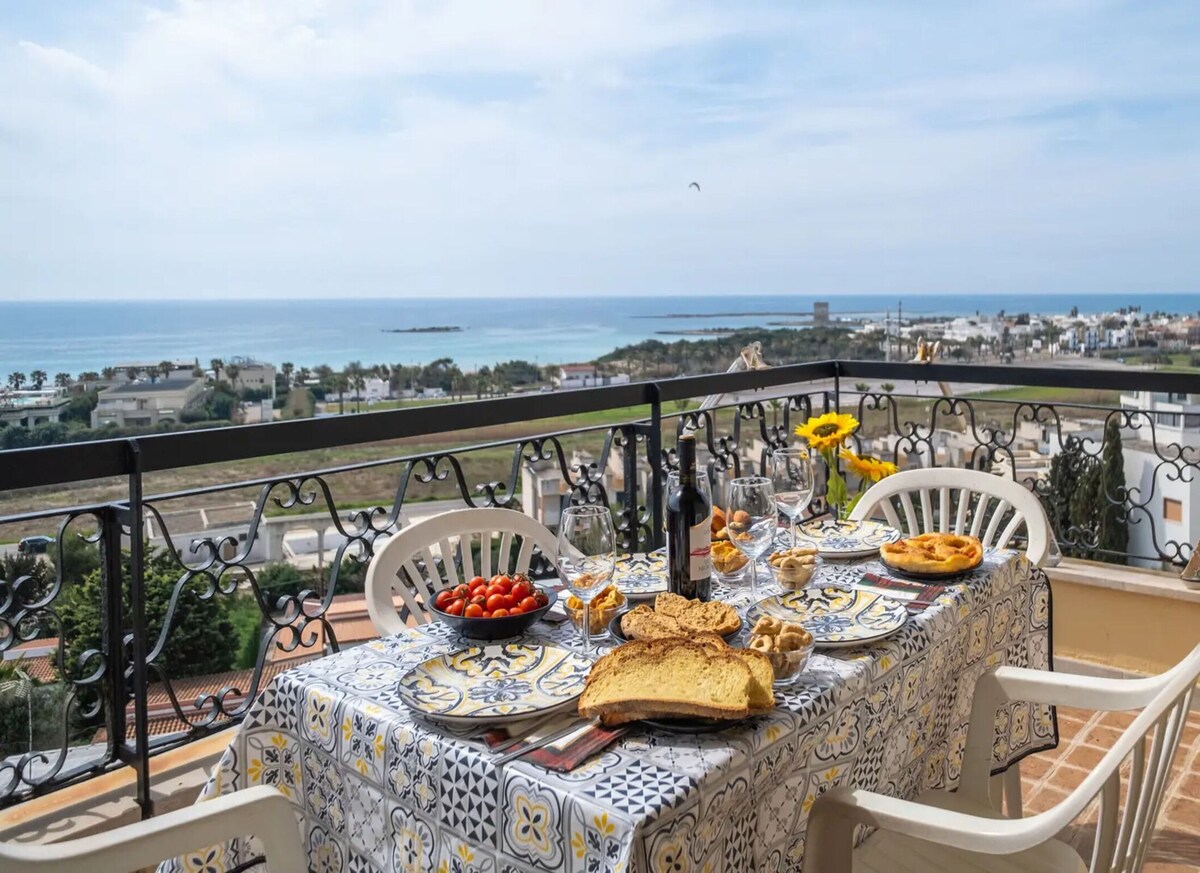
<box><xmin>849</xmin><ymin>467</ymin><xmax>1052</xmax><ymax>566</ymax></box>
<box><xmin>364</xmin><ymin>507</ymin><xmax>559</xmax><ymax>635</ymax></box>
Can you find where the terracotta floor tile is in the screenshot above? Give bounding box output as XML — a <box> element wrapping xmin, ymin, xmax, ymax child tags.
<box><xmin>1164</xmin><ymin>796</ymin><xmax>1200</xmax><ymax>831</ymax></box>
<box><xmin>1022</xmin><ymin>754</ymin><xmax>1055</xmax><ymax>781</ymax></box>
<box><xmin>1065</xmin><ymin>743</ymin><xmax>1113</xmax><ymax>771</ymax></box>
<box><xmin>1049</xmin><ymin>763</ymin><xmax>1092</xmax><ymax>792</ymax></box>
<box><xmin>1057</xmin><ymin>706</ymin><xmax>1097</xmax><ymax>724</ymax></box>
<box><xmin>1026</xmin><ymin>784</ymin><xmax>1072</xmax><ymax>815</ymax></box>
<box><xmin>1098</xmin><ymin>710</ymin><xmax>1140</xmax><ymax>730</ymax></box>
<box><xmin>1080</xmin><ymin>722</ymin><xmax>1128</xmax><ymax>749</ymax></box>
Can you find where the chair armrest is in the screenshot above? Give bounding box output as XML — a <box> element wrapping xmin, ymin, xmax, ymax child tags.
<box><xmin>2</xmin><ymin>786</ymin><xmax>305</xmax><ymax>873</ymax></box>
<box><xmin>805</xmin><ymin>787</ymin><xmax>1052</xmax><ymax>872</ymax></box>
<box><xmin>958</xmin><ymin>663</ymin><xmax>1169</xmax><ymax>806</ymax></box>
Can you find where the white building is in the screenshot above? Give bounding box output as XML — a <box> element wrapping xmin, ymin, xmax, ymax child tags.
<box><xmin>553</xmin><ymin>364</ymin><xmax>631</xmax><ymax>390</ymax></box>
<box><xmin>331</xmin><ymin>377</ymin><xmax>391</xmax><ymax>404</ymax></box>
<box><xmin>91</xmin><ymin>378</ymin><xmax>207</xmax><ymax>428</ymax></box>
<box><xmin>219</xmin><ymin>360</ymin><xmax>276</xmax><ymax>399</ymax></box>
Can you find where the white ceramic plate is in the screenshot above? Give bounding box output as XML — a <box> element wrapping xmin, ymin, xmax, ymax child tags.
<box><xmin>746</xmin><ymin>586</ymin><xmax>908</xmax><ymax>648</ymax></box>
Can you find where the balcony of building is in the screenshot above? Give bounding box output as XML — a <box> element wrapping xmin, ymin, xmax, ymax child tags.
<box><xmin>0</xmin><ymin>360</ymin><xmax>1197</xmax><ymax>871</ymax></box>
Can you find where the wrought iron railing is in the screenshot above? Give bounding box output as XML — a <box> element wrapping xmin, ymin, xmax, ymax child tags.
<box><xmin>0</xmin><ymin>361</ymin><xmax>1196</xmax><ymax>814</ymax></box>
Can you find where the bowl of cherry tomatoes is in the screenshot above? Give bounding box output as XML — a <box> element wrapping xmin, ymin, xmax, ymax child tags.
<box><xmin>430</xmin><ymin>573</ymin><xmax>556</xmax><ymax>640</ymax></box>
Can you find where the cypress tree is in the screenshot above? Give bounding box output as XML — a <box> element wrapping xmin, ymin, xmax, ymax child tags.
<box><xmin>1096</xmin><ymin>418</ymin><xmax>1128</xmax><ymax>563</ymax></box>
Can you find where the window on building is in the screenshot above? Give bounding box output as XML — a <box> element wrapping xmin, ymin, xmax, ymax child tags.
<box><xmin>1163</xmin><ymin>498</ymin><xmax>1183</xmax><ymax>523</ymax></box>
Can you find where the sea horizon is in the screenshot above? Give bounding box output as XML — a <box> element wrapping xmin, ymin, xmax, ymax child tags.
<box><xmin>1</xmin><ymin>292</ymin><xmax>1196</xmax><ymax>377</ymax></box>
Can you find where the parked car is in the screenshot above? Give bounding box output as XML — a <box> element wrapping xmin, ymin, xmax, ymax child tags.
<box><xmin>17</xmin><ymin>535</ymin><xmax>55</xmax><ymax>554</ymax></box>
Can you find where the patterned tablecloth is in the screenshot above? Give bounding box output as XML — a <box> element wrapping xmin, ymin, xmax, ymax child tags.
<box><xmin>164</xmin><ymin>550</ymin><xmax>1055</xmax><ymax>873</ymax></box>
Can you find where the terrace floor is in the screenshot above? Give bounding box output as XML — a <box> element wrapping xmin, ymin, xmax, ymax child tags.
<box><xmin>1027</xmin><ymin>704</ymin><xmax>1200</xmax><ymax>871</ymax></box>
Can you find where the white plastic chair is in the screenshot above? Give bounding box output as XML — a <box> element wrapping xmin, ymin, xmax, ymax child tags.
<box><xmin>849</xmin><ymin>467</ymin><xmax>1053</xmax><ymax>567</ymax></box>
<box><xmin>1</xmin><ymin>785</ymin><xmax>304</xmax><ymax>873</ymax></box>
<box><xmin>806</xmin><ymin>643</ymin><xmax>1200</xmax><ymax>873</ymax></box>
<box><xmin>365</xmin><ymin>507</ymin><xmax>559</xmax><ymax>636</ymax></box>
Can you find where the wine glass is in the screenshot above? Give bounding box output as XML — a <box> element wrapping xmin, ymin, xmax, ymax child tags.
<box><xmin>555</xmin><ymin>505</ymin><xmax>616</xmax><ymax>656</ymax></box>
<box><xmin>770</xmin><ymin>448</ymin><xmax>815</xmax><ymax>547</ymax></box>
<box><xmin>726</xmin><ymin>477</ymin><xmax>778</xmax><ymax>604</ymax></box>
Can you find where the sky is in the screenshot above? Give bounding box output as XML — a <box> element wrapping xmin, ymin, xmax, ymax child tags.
<box><xmin>0</xmin><ymin>1</ymin><xmax>1198</xmax><ymax>301</ymax></box>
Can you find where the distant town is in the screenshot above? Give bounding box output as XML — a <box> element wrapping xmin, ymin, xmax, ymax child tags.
<box><xmin>1</xmin><ymin>303</ymin><xmax>1197</xmax><ymax>452</ymax></box>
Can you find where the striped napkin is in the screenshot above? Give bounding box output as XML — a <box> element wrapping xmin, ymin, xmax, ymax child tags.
<box><xmin>856</xmin><ymin>573</ymin><xmax>944</xmax><ymax>613</ymax></box>
<box><xmin>482</xmin><ymin>714</ymin><xmax>626</xmax><ymax>771</ymax></box>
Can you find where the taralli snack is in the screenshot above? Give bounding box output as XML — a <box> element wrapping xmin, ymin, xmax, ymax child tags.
<box><xmin>767</xmin><ymin>547</ymin><xmax>820</xmax><ymax>589</ymax></box>
<box><xmin>711</xmin><ymin>507</ymin><xmax>728</xmax><ymax>537</ymax></box>
<box><xmin>749</xmin><ymin>618</ymin><xmax>815</xmax><ymax>682</ymax></box>
<box><xmin>565</xmin><ymin>585</ymin><xmax>626</xmax><ymax>633</ymax></box>
<box><xmin>752</xmin><ymin>616</ymin><xmax>783</xmax><ymax>636</ymax></box>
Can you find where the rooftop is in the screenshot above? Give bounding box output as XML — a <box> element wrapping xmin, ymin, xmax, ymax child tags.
<box><xmin>103</xmin><ymin>378</ymin><xmax>202</xmax><ymax>395</ymax></box>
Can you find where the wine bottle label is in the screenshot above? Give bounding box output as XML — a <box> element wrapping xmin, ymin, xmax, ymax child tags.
<box><xmin>689</xmin><ymin>517</ymin><xmax>712</xmax><ymax>580</ymax></box>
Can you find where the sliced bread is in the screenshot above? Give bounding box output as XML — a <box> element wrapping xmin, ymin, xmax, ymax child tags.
<box><xmin>653</xmin><ymin>592</ymin><xmax>741</xmax><ymax>636</ymax></box>
<box><xmin>578</xmin><ymin>640</ymin><xmax>752</xmax><ymax>726</ymax></box>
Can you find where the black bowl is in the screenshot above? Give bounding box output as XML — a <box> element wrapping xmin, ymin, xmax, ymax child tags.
<box><xmin>430</xmin><ymin>585</ymin><xmax>558</xmax><ymax>640</ymax></box>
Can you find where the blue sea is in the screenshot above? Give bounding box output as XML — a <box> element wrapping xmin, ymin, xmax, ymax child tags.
<box><xmin>0</xmin><ymin>293</ymin><xmax>1196</xmax><ymax>377</ymax></box>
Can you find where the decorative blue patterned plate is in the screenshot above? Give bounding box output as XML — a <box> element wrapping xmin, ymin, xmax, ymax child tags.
<box><xmin>396</xmin><ymin>644</ymin><xmax>591</xmax><ymax>725</ymax></box>
<box><xmin>746</xmin><ymin>587</ymin><xmax>908</xmax><ymax>648</ymax></box>
<box><xmin>792</xmin><ymin>519</ymin><xmax>902</xmax><ymax>559</ymax></box>
<box><xmin>613</xmin><ymin>550</ymin><xmax>668</xmax><ymax>599</ymax></box>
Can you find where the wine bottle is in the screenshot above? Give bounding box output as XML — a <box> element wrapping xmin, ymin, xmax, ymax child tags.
<box><xmin>667</xmin><ymin>433</ymin><xmax>712</xmax><ymax>600</ymax></box>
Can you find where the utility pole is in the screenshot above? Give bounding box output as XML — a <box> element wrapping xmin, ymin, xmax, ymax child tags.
<box><xmin>885</xmin><ymin>308</ymin><xmax>891</xmax><ymax>362</ymax></box>
<box><xmin>897</xmin><ymin>300</ymin><xmax>903</xmax><ymax>360</ymax></box>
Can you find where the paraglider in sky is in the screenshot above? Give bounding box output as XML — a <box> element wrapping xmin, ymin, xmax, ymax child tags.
<box><xmin>689</xmin><ymin>182</ymin><xmax>700</xmax><ymax>192</ymax></box>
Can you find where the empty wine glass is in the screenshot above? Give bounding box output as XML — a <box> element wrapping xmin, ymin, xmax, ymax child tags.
<box><xmin>726</xmin><ymin>476</ymin><xmax>778</xmax><ymax>604</ymax></box>
<box><xmin>555</xmin><ymin>505</ymin><xmax>616</xmax><ymax>656</ymax></box>
<box><xmin>770</xmin><ymin>448</ymin><xmax>815</xmax><ymax>547</ymax></box>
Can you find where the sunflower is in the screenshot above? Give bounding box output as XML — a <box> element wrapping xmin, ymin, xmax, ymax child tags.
<box><xmin>794</xmin><ymin>412</ymin><xmax>859</xmax><ymax>451</ymax></box>
<box><xmin>840</xmin><ymin>450</ymin><xmax>898</xmax><ymax>483</ymax></box>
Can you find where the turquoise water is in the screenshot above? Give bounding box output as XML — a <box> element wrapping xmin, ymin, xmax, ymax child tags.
<box><xmin>0</xmin><ymin>293</ymin><xmax>1194</xmax><ymax>376</ymax></box>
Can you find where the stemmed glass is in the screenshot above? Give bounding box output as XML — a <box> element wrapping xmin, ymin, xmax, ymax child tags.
<box><xmin>726</xmin><ymin>477</ymin><xmax>778</xmax><ymax>605</ymax></box>
<box><xmin>555</xmin><ymin>505</ymin><xmax>616</xmax><ymax>656</ymax></box>
<box><xmin>770</xmin><ymin>448</ymin><xmax>815</xmax><ymax>547</ymax></box>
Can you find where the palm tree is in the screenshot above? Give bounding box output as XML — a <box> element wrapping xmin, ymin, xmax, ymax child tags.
<box><xmin>210</xmin><ymin>358</ymin><xmax>224</xmax><ymax>380</ymax></box>
<box><xmin>101</xmin><ymin>367</ymin><xmax>116</xmax><ymax>381</ymax></box>
<box><xmin>224</xmin><ymin>363</ymin><xmax>240</xmax><ymax>391</ymax></box>
<box><xmin>78</xmin><ymin>371</ymin><xmax>99</xmax><ymax>383</ymax></box>
<box><xmin>296</xmin><ymin>366</ymin><xmax>311</xmax><ymax>386</ymax></box>
<box><xmin>7</xmin><ymin>372</ymin><xmax>25</xmax><ymax>390</ymax></box>
<box><xmin>54</xmin><ymin>372</ymin><xmax>71</xmax><ymax>389</ymax></box>
<box><xmin>281</xmin><ymin>362</ymin><xmax>294</xmax><ymax>386</ymax></box>
<box><xmin>344</xmin><ymin>362</ymin><xmax>365</xmax><ymax>412</ymax></box>
<box><xmin>335</xmin><ymin>374</ymin><xmax>349</xmax><ymax>415</ymax></box>
<box><xmin>29</xmin><ymin>370</ymin><xmax>47</xmax><ymax>390</ymax></box>
<box><xmin>158</xmin><ymin>361</ymin><xmax>173</xmax><ymax>380</ymax></box>
<box><xmin>125</xmin><ymin>366</ymin><xmax>140</xmax><ymax>382</ymax></box>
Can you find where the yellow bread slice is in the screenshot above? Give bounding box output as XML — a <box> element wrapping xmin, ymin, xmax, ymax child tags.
<box><xmin>729</xmin><ymin>648</ymin><xmax>775</xmax><ymax>712</ymax></box>
<box><xmin>578</xmin><ymin>640</ymin><xmax>751</xmax><ymax>726</ymax></box>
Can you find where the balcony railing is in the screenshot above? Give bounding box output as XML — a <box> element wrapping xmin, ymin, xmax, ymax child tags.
<box><xmin>1</xmin><ymin>360</ymin><xmax>1197</xmax><ymax>816</ymax></box>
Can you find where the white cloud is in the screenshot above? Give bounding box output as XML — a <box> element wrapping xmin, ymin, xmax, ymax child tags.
<box><xmin>0</xmin><ymin>0</ymin><xmax>1197</xmax><ymax>299</ymax></box>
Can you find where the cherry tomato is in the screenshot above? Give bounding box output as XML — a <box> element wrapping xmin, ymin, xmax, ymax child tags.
<box><xmin>435</xmin><ymin>590</ymin><xmax>454</xmax><ymax>610</ymax></box>
<box><xmin>464</xmin><ymin>603</ymin><xmax>484</xmax><ymax>618</ymax></box>
<box><xmin>485</xmin><ymin>584</ymin><xmax>505</xmax><ymax>599</ymax></box>
<box><xmin>452</xmin><ymin>584</ymin><xmax>471</xmax><ymax>599</ymax></box>
<box><xmin>499</xmin><ymin>594</ymin><xmax>516</xmax><ymax>611</ymax></box>
<box><xmin>482</xmin><ymin>610</ymin><xmax>493</xmax><ymax>618</ymax></box>
<box><xmin>445</xmin><ymin>598</ymin><xmax>465</xmax><ymax>616</ymax></box>
<box><xmin>510</xmin><ymin>581</ymin><xmax>532</xmax><ymax>602</ymax></box>
<box><xmin>486</xmin><ymin>593</ymin><xmax>507</xmax><ymax>612</ymax></box>
<box><xmin>518</xmin><ymin>596</ymin><xmax>538</xmax><ymax>613</ymax></box>
<box><xmin>469</xmin><ymin>593</ymin><xmax>487</xmax><ymax>606</ymax></box>
<box><xmin>533</xmin><ymin>591</ymin><xmax>549</xmax><ymax>607</ymax></box>
<box><xmin>469</xmin><ymin>576</ymin><xmax>486</xmax><ymax>589</ymax></box>
<box><xmin>491</xmin><ymin>608</ymin><xmax>509</xmax><ymax>618</ymax></box>
<box><xmin>496</xmin><ymin>574</ymin><xmax>511</xmax><ymax>586</ymax></box>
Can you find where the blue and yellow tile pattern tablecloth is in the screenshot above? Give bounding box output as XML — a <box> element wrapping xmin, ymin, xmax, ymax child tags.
<box><xmin>162</xmin><ymin>550</ymin><xmax>1055</xmax><ymax>873</ymax></box>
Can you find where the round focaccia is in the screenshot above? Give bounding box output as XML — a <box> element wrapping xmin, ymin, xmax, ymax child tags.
<box><xmin>880</xmin><ymin>532</ymin><xmax>983</xmax><ymax>573</ymax></box>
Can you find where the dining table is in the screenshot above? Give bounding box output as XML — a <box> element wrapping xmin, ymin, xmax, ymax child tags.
<box><xmin>160</xmin><ymin>547</ymin><xmax>1056</xmax><ymax>873</ymax></box>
